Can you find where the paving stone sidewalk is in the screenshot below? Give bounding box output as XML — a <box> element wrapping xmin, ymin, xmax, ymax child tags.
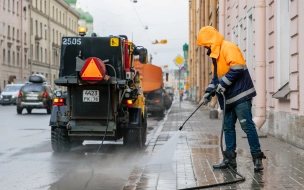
<box><xmin>123</xmin><ymin>99</ymin><xmax>304</xmax><ymax>190</ymax></box>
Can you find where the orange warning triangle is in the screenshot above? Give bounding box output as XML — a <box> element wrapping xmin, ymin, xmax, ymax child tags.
<box><xmin>81</xmin><ymin>58</ymin><xmax>103</xmax><ymax>80</ymax></box>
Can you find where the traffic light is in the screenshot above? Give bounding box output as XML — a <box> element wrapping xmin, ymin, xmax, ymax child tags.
<box><xmin>166</xmin><ymin>73</ymin><xmax>169</xmax><ymax>81</ymax></box>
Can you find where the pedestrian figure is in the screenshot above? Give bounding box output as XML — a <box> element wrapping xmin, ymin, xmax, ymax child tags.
<box><xmin>197</xmin><ymin>26</ymin><xmax>266</xmax><ymax>171</ymax></box>
<box><xmin>179</xmin><ymin>88</ymin><xmax>184</xmax><ymax>102</ymax></box>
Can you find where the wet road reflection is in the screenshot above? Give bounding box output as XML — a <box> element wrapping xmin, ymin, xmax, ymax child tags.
<box><xmin>0</xmin><ymin>105</ymin><xmax>165</xmax><ymax>190</ymax></box>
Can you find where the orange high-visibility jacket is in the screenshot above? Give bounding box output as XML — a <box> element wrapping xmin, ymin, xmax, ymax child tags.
<box><xmin>197</xmin><ymin>26</ymin><xmax>256</xmax><ymax>109</ymax></box>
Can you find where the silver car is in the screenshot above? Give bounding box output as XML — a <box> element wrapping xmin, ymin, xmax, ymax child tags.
<box><xmin>0</xmin><ymin>84</ymin><xmax>24</xmax><ymax>105</ymax></box>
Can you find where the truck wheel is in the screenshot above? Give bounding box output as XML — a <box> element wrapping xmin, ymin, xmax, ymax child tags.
<box><xmin>123</xmin><ymin>128</ymin><xmax>143</xmax><ymax>149</ymax></box>
<box><xmin>51</xmin><ymin>127</ymin><xmax>71</xmax><ymax>152</ymax></box>
<box><xmin>26</xmin><ymin>108</ymin><xmax>32</xmax><ymax>114</ymax></box>
<box><xmin>17</xmin><ymin>107</ymin><xmax>23</xmax><ymax>114</ymax></box>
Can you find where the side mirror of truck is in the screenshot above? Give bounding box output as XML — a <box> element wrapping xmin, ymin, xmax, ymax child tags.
<box><xmin>138</xmin><ymin>48</ymin><xmax>148</xmax><ymax>64</ymax></box>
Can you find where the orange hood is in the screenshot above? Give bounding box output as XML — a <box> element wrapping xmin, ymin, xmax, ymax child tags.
<box><xmin>197</xmin><ymin>26</ymin><xmax>224</xmax><ymax>59</ymax></box>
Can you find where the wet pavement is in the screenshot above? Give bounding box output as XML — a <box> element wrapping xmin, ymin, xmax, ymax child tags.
<box><xmin>123</xmin><ymin>99</ymin><xmax>304</xmax><ymax>190</ymax></box>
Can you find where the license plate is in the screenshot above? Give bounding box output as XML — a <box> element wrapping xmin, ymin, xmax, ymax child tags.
<box><xmin>4</xmin><ymin>99</ymin><xmax>9</xmax><ymax>101</ymax></box>
<box><xmin>26</xmin><ymin>97</ymin><xmax>38</xmax><ymax>100</ymax></box>
<box><xmin>83</xmin><ymin>90</ymin><xmax>99</xmax><ymax>102</ymax></box>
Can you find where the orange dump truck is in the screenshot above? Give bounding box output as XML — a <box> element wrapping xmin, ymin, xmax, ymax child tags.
<box><xmin>134</xmin><ymin>60</ymin><xmax>172</xmax><ymax>117</ymax></box>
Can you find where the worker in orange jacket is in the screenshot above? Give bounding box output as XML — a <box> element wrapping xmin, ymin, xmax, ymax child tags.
<box><xmin>197</xmin><ymin>26</ymin><xmax>266</xmax><ymax>171</ymax></box>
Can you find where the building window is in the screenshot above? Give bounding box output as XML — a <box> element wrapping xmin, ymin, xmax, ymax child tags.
<box><xmin>12</xmin><ymin>0</ymin><xmax>15</xmax><ymax>13</ymax></box>
<box><xmin>53</xmin><ymin>49</ymin><xmax>55</xmax><ymax>65</ymax></box>
<box><xmin>30</xmin><ymin>18</ymin><xmax>33</xmax><ymax>35</ymax></box>
<box><xmin>24</xmin><ymin>54</ymin><xmax>27</xmax><ymax>68</ymax></box>
<box><xmin>2</xmin><ymin>49</ymin><xmax>5</xmax><ymax>64</ymax></box>
<box><xmin>63</xmin><ymin>13</ymin><xmax>65</xmax><ymax>25</ymax></box>
<box><xmin>52</xmin><ymin>29</ymin><xmax>54</xmax><ymax>43</ymax></box>
<box><xmin>17</xmin><ymin>29</ymin><xmax>19</xmax><ymax>41</ymax></box>
<box><xmin>52</xmin><ymin>6</ymin><xmax>54</xmax><ymax>18</ymax></box>
<box><xmin>60</xmin><ymin>11</ymin><xmax>61</xmax><ymax>23</ymax></box>
<box><xmin>12</xmin><ymin>27</ymin><xmax>15</xmax><ymax>40</ymax></box>
<box><xmin>40</xmin><ymin>0</ymin><xmax>42</xmax><ymax>11</ymax></box>
<box><xmin>24</xmin><ymin>32</ymin><xmax>27</xmax><ymax>43</ymax></box>
<box><xmin>246</xmin><ymin>13</ymin><xmax>253</xmax><ymax>74</ymax></box>
<box><xmin>56</xmin><ymin>31</ymin><xmax>58</xmax><ymax>44</ymax></box>
<box><xmin>36</xmin><ymin>45</ymin><xmax>39</xmax><ymax>61</ymax></box>
<box><xmin>44</xmin><ymin>1</ymin><xmax>46</xmax><ymax>14</ymax></box>
<box><xmin>40</xmin><ymin>22</ymin><xmax>42</xmax><ymax>37</ymax></box>
<box><xmin>45</xmin><ymin>25</ymin><xmax>47</xmax><ymax>39</ymax></box>
<box><xmin>30</xmin><ymin>44</ymin><xmax>33</xmax><ymax>58</ymax></box>
<box><xmin>16</xmin><ymin>1</ymin><xmax>19</xmax><ymax>15</ymax></box>
<box><xmin>13</xmin><ymin>51</ymin><xmax>15</xmax><ymax>65</ymax></box>
<box><xmin>35</xmin><ymin>20</ymin><xmax>38</xmax><ymax>36</ymax></box>
<box><xmin>56</xmin><ymin>8</ymin><xmax>58</xmax><ymax>21</ymax></box>
<box><xmin>7</xmin><ymin>25</ymin><xmax>10</xmax><ymax>38</ymax></box>
<box><xmin>36</xmin><ymin>45</ymin><xmax>39</xmax><ymax>60</ymax></box>
<box><xmin>2</xmin><ymin>23</ymin><xmax>6</xmax><ymax>36</ymax></box>
<box><xmin>277</xmin><ymin>0</ymin><xmax>290</xmax><ymax>87</ymax></box>
<box><xmin>8</xmin><ymin>50</ymin><xmax>10</xmax><ymax>64</ymax></box>
<box><xmin>40</xmin><ymin>47</ymin><xmax>42</xmax><ymax>62</ymax></box>
<box><xmin>45</xmin><ymin>49</ymin><xmax>47</xmax><ymax>63</ymax></box>
<box><xmin>8</xmin><ymin>0</ymin><xmax>10</xmax><ymax>11</ymax></box>
<box><xmin>17</xmin><ymin>52</ymin><xmax>19</xmax><ymax>65</ymax></box>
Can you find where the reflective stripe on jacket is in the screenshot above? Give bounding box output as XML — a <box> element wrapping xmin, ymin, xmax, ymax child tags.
<box><xmin>197</xmin><ymin>26</ymin><xmax>256</xmax><ymax>109</ymax></box>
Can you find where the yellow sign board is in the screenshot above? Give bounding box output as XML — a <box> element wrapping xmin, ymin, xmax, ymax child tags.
<box><xmin>110</xmin><ymin>38</ymin><xmax>119</xmax><ymax>46</ymax></box>
<box><xmin>173</xmin><ymin>54</ymin><xmax>185</xmax><ymax>67</ymax></box>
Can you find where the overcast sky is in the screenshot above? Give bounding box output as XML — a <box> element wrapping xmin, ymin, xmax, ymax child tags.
<box><xmin>77</xmin><ymin>0</ymin><xmax>189</xmax><ymax>70</ymax></box>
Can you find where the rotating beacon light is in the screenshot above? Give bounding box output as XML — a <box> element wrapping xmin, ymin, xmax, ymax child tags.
<box><xmin>78</xmin><ymin>26</ymin><xmax>87</xmax><ymax>36</ymax></box>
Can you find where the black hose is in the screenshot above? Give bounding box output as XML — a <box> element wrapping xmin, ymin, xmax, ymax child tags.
<box><xmin>178</xmin><ymin>91</ymin><xmax>245</xmax><ymax>190</ymax></box>
<box><xmin>84</xmin><ymin>81</ymin><xmax>111</xmax><ymax>189</ymax></box>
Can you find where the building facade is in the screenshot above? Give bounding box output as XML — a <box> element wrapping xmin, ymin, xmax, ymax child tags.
<box><xmin>0</xmin><ymin>0</ymin><xmax>30</xmax><ymax>90</ymax></box>
<box><xmin>188</xmin><ymin>0</ymin><xmax>304</xmax><ymax>149</ymax></box>
<box><xmin>29</xmin><ymin>0</ymin><xmax>80</xmax><ymax>87</ymax></box>
<box><xmin>0</xmin><ymin>0</ymin><xmax>95</xmax><ymax>90</ymax></box>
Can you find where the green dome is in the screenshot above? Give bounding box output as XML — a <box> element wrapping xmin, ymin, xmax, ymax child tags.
<box><xmin>64</xmin><ymin>0</ymin><xmax>77</xmax><ymax>5</ymax></box>
<box><xmin>85</xmin><ymin>10</ymin><xmax>94</xmax><ymax>23</ymax></box>
<box><xmin>76</xmin><ymin>8</ymin><xmax>86</xmax><ymax>20</ymax></box>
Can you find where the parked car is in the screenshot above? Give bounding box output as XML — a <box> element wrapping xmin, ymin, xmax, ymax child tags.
<box><xmin>0</xmin><ymin>84</ymin><xmax>24</xmax><ymax>105</ymax></box>
<box><xmin>165</xmin><ymin>86</ymin><xmax>174</xmax><ymax>100</ymax></box>
<box><xmin>16</xmin><ymin>74</ymin><xmax>54</xmax><ymax>114</ymax></box>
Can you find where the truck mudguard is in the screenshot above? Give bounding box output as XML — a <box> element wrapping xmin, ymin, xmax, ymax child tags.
<box><xmin>49</xmin><ymin>106</ymin><xmax>68</xmax><ymax>126</ymax></box>
<box><xmin>128</xmin><ymin>107</ymin><xmax>142</xmax><ymax>128</ymax></box>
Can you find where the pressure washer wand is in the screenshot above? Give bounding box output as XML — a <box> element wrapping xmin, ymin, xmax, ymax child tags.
<box><xmin>179</xmin><ymin>89</ymin><xmax>216</xmax><ymax>131</ymax></box>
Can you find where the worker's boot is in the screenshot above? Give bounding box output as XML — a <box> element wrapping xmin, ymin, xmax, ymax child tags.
<box><xmin>213</xmin><ymin>151</ymin><xmax>237</xmax><ymax>169</ymax></box>
<box><xmin>251</xmin><ymin>152</ymin><xmax>266</xmax><ymax>171</ymax></box>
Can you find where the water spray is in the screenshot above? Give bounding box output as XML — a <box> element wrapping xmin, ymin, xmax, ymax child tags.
<box><xmin>178</xmin><ymin>89</ymin><xmax>245</xmax><ymax>189</ymax></box>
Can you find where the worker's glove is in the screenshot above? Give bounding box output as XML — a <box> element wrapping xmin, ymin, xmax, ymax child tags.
<box><xmin>202</xmin><ymin>93</ymin><xmax>212</xmax><ymax>105</ymax></box>
<box><xmin>216</xmin><ymin>84</ymin><xmax>226</xmax><ymax>93</ymax></box>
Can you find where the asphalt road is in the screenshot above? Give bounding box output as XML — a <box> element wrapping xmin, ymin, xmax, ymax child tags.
<box><xmin>0</xmin><ymin>104</ymin><xmax>163</xmax><ymax>190</ymax></box>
